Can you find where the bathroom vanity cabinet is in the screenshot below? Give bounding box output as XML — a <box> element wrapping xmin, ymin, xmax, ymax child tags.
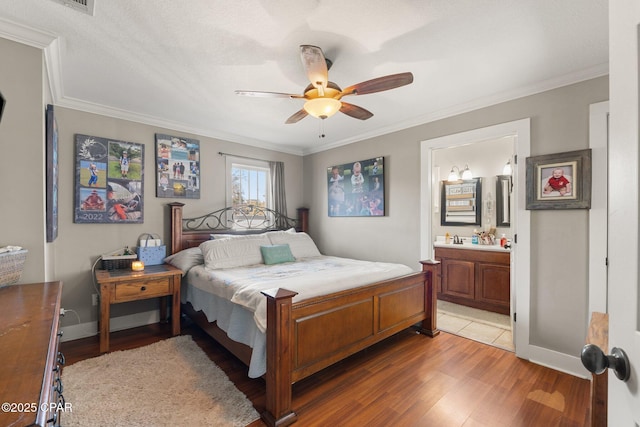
<box><xmin>434</xmin><ymin>246</ymin><xmax>510</xmax><ymax>315</ymax></box>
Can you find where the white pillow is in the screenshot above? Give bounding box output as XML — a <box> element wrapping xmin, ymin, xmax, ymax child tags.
<box><xmin>163</xmin><ymin>247</ymin><xmax>203</xmax><ymax>276</ymax></box>
<box><xmin>265</xmin><ymin>228</ymin><xmax>297</xmax><ymax>237</ymax></box>
<box><xmin>209</xmin><ymin>233</ymin><xmax>242</xmax><ymax>240</ymax></box>
<box><xmin>267</xmin><ymin>232</ymin><xmax>321</xmax><ymax>258</ymax></box>
<box><xmin>199</xmin><ymin>234</ymin><xmax>270</xmax><ymax>269</ymax></box>
<box><xmin>210</xmin><ymin>228</ymin><xmax>296</xmax><ymax>240</ymax></box>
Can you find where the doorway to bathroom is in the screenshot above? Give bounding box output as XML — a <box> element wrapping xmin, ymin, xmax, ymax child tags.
<box><xmin>420</xmin><ymin>119</ymin><xmax>531</xmax><ymax>356</ymax></box>
<box><xmin>432</xmin><ymin>136</ymin><xmax>515</xmax><ymax>350</ymax></box>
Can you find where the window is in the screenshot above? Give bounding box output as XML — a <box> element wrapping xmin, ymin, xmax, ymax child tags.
<box><xmin>226</xmin><ymin>158</ymin><xmax>272</xmax><ymax>209</ymax></box>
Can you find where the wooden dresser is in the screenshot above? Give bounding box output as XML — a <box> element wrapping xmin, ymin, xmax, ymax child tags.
<box><xmin>434</xmin><ymin>246</ymin><xmax>511</xmax><ymax>314</ymax></box>
<box><xmin>0</xmin><ymin>282</ymin><xmax>65</xmax><ymax>427</ymax></box>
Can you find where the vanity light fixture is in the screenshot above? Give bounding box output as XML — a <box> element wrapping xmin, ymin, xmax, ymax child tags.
<box><xmin>448</xmin><ymin>164</ymin><xmax>473</xmax><ymax>181</ymax></box>
<box><xmin>447</xmin><ymin>166</ymin><xmax>460</xmax><ymax>182</ymax></box>
<box><xmin>503</xmin><ymin>159</ymin><xmax>512</xmax><ymax>175</ymax></box>
<box><xmin>461</xmin><ymin>164</ymin><xmax>473</xmax><ymax>180</ymax></box>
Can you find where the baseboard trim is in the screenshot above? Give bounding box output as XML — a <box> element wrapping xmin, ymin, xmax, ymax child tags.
<box><xmin>527</xmin><ymin>344</ymin><xmax>589</xmax><ymax>379</ymax></box>
<box><xmin>60</xmin><ymin>309</ymin><xmax>160</xmax><ymax>342</ymax></box>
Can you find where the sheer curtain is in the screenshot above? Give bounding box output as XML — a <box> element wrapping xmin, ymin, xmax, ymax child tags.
<box><xmin>269</xmin><ymin>161</ymin><xmax>288</xmax><ymax>227</ymax></box>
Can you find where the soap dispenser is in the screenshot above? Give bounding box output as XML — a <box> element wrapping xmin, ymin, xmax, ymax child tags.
<box><xmin>500</xmin><ymin>234</ymin><xmax>507</xmax><ymax>247</ymax></box>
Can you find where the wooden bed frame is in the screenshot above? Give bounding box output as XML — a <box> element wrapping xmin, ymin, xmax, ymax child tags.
<box><xmin>169</xmin><ymin>202</ymin><xmax>438</xmax><ymax>426</ymax></box>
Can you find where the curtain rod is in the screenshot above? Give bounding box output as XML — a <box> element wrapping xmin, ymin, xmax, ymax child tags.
<box><xmin>218</xmin><ymin>151</ymin><xmax>268</xmax><ymax>163</ymax></box>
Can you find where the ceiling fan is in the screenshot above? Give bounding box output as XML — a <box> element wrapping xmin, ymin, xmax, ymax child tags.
<box><xmin>235</xmin><ymin>45</ymin><xmax>414</xmax><ymax>124</ymax></box>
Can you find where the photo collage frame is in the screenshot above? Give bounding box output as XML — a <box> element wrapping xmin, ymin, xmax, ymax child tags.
<box><xmin>74</xmin><ymin>134</ymin><xmax>144</xmax><ymax>223</ymax></box>
<box><xmin>155</xmin><ymin>133</ymin><xmax>200</xmax><ymax>199</ymax></box>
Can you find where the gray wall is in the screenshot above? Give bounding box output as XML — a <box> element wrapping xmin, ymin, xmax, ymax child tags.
<box><xmin>304</xmin><ymin>76</ymin><xmax>608</xmax><ymax>357</ymax></box>
<box><xmin>0</xmin><ymin>37</ymin><xmax>304</xmax><ymax>329</ymax></box>
<box><xmin>0</xmin><ymin>37</ymin><xmax>46</xmax><ymax>283</ymax></box>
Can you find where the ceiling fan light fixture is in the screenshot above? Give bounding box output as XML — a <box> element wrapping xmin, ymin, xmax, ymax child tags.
<box><xmin>303</xmin><ymin>98</ymin><xmax>342</xmax><ymax>120</ymax></box>
<box><xmin>237</xmin><ymin>46</ymin><xmax>413</xmax><ymax>124</ymax></box>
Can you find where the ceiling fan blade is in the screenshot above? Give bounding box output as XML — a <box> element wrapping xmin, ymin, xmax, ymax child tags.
<box><xmin>340</xmin><ymin>102</ymin><xmax>373</xmax><ymax>120</ymax></box>
<box><xmin>285</xmin><ymin>109</ymin><xmax>309</xmax><ymax>124</ymax></box>
<box><xmin>235</xmin><ymin>90</ymin><xmax>304</xmax><ymax>99</ymax></box>
<box><xmin>340</xmin><ymin>72</ymin><xmax>414</xmax><ymax>97</ymax></box>
<box><xmin>300</xmin><ymin>45</ymin><xmax>328</xmax><ymax>94</ymax></box>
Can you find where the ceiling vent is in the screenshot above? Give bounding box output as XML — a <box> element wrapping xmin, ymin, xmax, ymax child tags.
<box><xmin>50</xmin><ymin>0</ymin><xmax>95</xmax><ymax>16</ymax></box>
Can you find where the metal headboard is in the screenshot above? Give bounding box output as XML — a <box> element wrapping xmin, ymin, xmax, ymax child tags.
<box><xmin>182</xmin><ymin>204</ymin><xmax>298</xmax><ymax>232</ymax></box>
<box><xmin>169</xmin><ymin>203</ymin><xmax>309</xmax><ymax>254</ymax></box>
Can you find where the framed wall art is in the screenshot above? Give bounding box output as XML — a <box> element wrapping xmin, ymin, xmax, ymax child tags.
<box><xmin>440</xmin><ymin>178</ymin><xmax>482</xmax><ymax>226</ymax></box>
<box><xmin>45</xmin><ymin>104</ymin><xmax>58</xmax><ymax>242</ymax></box>
<box><xmin>526</xmin><ymin>149</ymin><xmax>591</xmax><ymax>210</ymax></box>
<box><xmin>155</xmin><ymin>133</ymin><xmax>200</xmax><ymax>199</ymax></box>
<box><xmin>327</xmin><ymin>156</ymin><xmax>384</xmax><ymax>217</ymax></box>
<box><xmin>74</xmin><ymin>134</ymin><xmax>144</xmax><ymax>223</ymax></box>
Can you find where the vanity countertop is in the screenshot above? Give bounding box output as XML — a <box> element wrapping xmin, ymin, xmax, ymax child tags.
<box><xmin>433</xmin><ymin>240</ymin><xmax>510</xmax><ymax>253</ymax></box>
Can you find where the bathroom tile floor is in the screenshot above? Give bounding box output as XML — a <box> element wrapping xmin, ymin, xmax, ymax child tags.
<box><xmin>437</xmin><ymin>300</ymin><xmax>514</xmax><ymax>352</ymax></box>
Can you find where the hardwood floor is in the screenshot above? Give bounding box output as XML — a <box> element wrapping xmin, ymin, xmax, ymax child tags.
<box><xmin>60</xmin><ymin>318</ymin><xmax>591</xmax><ymax>426</ymax></box>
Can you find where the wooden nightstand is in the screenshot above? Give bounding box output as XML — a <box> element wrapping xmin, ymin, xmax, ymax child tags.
<box><xmin>95</xmin><ymin>264</ymin><xmax>182</xmax><ymax>353</ymax></box>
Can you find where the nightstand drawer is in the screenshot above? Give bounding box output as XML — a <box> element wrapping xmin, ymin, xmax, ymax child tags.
<box><xmin>114</xmin><ymin>278</ymin><xmax>170</xmax><ymax>302</ymax></box>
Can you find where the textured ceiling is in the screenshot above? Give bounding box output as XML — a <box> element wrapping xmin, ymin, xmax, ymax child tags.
<box><xmin>0</xmin><ymin>1</ymin><xmax>608</xmax><ymax>155</ymax></box>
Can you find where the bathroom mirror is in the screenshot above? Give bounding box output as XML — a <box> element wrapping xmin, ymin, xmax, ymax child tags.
<box><xmin>440</xmin><ymin>178</ymin><xmax>482</xmax><ymax>226</ymax></box>
<box><xmin>496</xmin><ymin>174</ymin><xmax>511</xmax><ymax>226</ymax></box>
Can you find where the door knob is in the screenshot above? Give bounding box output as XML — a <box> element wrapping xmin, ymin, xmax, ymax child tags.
<box><xmin>581</xmin><ymin>343</ymin><xmax>631</xmax><ymax>382</ymax></box>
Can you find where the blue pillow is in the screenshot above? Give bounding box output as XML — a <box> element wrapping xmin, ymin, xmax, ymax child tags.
<box><xmin>260</xmin><ymin>244</ymin><xmax>295</xmax><ymax>265</ymax></box>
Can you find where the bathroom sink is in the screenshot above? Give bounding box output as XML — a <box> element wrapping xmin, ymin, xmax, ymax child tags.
<box><xmin>433</xmin><ymin>240</ymin><xmax>509</xmax><ymax>252</ymax></box>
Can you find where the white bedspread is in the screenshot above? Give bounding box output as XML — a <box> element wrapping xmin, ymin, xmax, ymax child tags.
<box><xmin>182</xmin><ymin>256</ymin><xmax>413</xmax><ymax>377</ymax></box>
<box><xmin>186</xmin><ymin>255</ymin><xmax>414</xmax><ymax>332</ymax></box>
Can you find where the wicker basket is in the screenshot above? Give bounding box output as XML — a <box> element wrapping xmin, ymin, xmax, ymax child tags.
<box><xmin>0</xmin><ymin>249</ymin><xmax>28</xmax><ymax>286</ymax></box>
<box><xmin>101</xmin><ymin>252</ymin><xmax>137</xmax><ymax>270</ymax></box>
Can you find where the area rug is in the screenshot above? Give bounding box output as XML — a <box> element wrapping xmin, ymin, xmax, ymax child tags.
<box><xmin>61</xmin><ymin>335</ymin><xmax>259</xmax><ymax>427</ymax></box>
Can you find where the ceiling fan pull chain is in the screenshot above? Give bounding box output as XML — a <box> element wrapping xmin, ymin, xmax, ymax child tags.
<box><xmin>318</xmin><ymin>120</ymin><xmax>326</xmax><ymax>139</ymax></box>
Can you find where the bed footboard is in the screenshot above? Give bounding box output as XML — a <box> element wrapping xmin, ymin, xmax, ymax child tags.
<box><xmin>261</xmin><ymin>269</ymin><xmax>437</xmax><ymax>427</ymax></box>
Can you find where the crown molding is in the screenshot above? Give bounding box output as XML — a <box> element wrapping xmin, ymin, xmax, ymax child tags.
<box><xmin>55</xmin><ymin>95</ymin><xmax>306</xmax><ymax>156</ymax></box>
<box><xmin>302</xmin><ymin>62</ymin><xmax>609</xmax><ymax>155</ymax></box>
<box><xmin>0</xmin><ymin>17</ymin><xmax>64</xmax><ymax>109</ymax></box>
<box><xmin>0</xmin><ymin>17</ymin><xmax>57</xmax><ymax>48</ymax></box>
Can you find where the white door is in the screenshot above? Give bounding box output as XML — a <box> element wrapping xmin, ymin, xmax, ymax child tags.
<box><xmin>608</xmin><ymin>1</ymin><xmax>640</xmax><ymax>424</ymax></box>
